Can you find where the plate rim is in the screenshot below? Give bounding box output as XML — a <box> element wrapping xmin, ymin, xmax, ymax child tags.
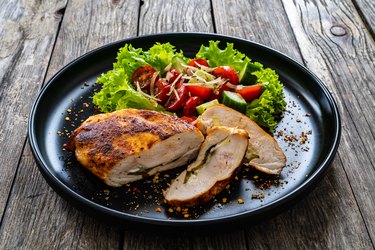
<box><xmin>28</xmin><ymin>32</ymin><xmax>341</xmax><ymax>227</ymax></box>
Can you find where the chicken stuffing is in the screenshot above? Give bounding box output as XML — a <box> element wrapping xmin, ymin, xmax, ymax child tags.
<box><xmin>164</xmin><ymin>126</ymin><xmax>249</xmax><ymax>207</ymax></box>
<box><xmin>65</xmin><ymin>109</ymin><xmax>204</xmax><ymax>187</ymax></box>
<box><xmin>196</xmin><ymin>104</ymin><xmax>286</xmax><ymax>175</ymax></box>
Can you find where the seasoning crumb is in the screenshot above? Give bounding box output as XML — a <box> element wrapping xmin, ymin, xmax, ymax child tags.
<box><xmin>222</xmin><ymin>198</ymin><xmax>227</xmax><ymax>203</ymax></box>
<box><xmin>237</xmin><ymin>198</ymin><xmax>244</xmax><ymax>204</ymax></box>
<box><xmin>155</xmin><ymin>207</ymin><xmax>162</xmax><ymax>213</ymax></box>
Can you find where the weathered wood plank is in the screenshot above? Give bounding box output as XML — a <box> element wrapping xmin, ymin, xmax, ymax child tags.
<box><xmin>212</xmin><ymin>0</ymin><xmax>302</xmax><ymax>62</ymax></box>
<box><xmin>0</xmin><ymin>0</ymin><xmax>67</xmax><ymax>222</ymax></box>
<box><xmin>0</xmin><ymin>144</ymin><xmax>121</xmax><ymax>249</ymax></box>
<box><xmin>212</xmin><ymin>0</ymin><xmax>374</xmax><ymax>248</ymax></box>
<box><xmin>352</xmin><ymin>0</ymin><xmax>375</xmax><ymax>37</ymax></box>
<box><xmin>0</xmin><ymin>0</ymin><xmax>139</xmax><ymax>249</ymax></box>
<box><xmin>139</xmin><ymin>0</ymin><xmax>214</xmax><ymax>34</ymax></box>
<box><xmin>283</xmin><ymin>0</ymin><xmax>375</xmax><ymax>245</ymax></box>
<box><xmin>122</xmin><ymin>230</ymin><xmax>247</xmax><ymax>250</ymax></box>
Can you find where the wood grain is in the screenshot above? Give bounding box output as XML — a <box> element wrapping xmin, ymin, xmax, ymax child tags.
<box><xmin>283</xmin><ymin>0</ymin><xmax>375</xmax><ymax>245</ymax></box>
<box><xmin>352</xmin><ymin>0</ymin><xmax>375</xmax><ymax>37</ymax></box>
<box><xmin>139</xmin><ymin>0</ymin><xmax>214</xmax><ymax>34</ymax></box>
<box><xmin>212</xmin><ymin>0</ymin><xmax>302</xmax><ymax>62</ymax></box>
<box><xmin>0</xmin><ymin>0</ymin><xmax>67</xmax><ymax>222</ymax></box>
<box><xmin>0</xmin><ymin>0</ymin><xmax>139</xmax><ymax>248</ymax></box>
<box><xmin>0</xmin><ymin>144</ymin><xmax>121</xmax><ymax>249</ymax></box>
<box><xmin>213</xmin><ymin>0</ymin><xmax>374</xmax><ymax>248</ymax></box>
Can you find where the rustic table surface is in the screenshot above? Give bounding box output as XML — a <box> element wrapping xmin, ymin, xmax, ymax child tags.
<box><xmin>1</xmin><ymin>0</ymin><xmax>374</xmax><ymax>249</ymax></box>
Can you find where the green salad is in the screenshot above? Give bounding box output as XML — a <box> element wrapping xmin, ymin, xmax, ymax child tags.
<box><xmin>93</xmin><ymin>41</ymin><xmax>286</xmax><ymax>132</ymax></box>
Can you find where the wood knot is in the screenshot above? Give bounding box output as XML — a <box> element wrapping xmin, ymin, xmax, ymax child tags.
<box><xmin>54</xmin><ymin>7</ymin><xmax>66</xmax><ymax>17</ymax></box>
<box><xmin>330</xmin><ymin>25</ymin><xmax>347</xmax><ymax>36</ymax></box>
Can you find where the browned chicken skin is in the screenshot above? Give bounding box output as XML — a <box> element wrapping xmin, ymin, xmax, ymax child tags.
<box><xmin>66</xmin><ymin>109</ymin><xmax>204</xmax><ymax>187</ymax></box>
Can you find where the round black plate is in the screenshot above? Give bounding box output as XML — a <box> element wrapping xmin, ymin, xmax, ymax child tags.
<box><xmin>28</xmin><ymin>33</ymin><xmax>340</xmax><ymax>229</ymax></box>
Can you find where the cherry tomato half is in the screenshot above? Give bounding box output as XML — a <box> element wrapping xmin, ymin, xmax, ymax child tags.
<box><xmin>154</xmin><ymin>79</ymin><xmax>170</xmax><ymax>105</ymax></box>
<box><xmin>165</xmin><ymin>84</ymin><xmax>189</xmax><ymax>111</ymax></box>
<box><xmin>212</xmin><ymin>66</ymin><xmax>239</xmax><ymax>85</ymax></box>
<box><xmin>183</xmin><ymin>96</ymin><xmax>204</xmax><ymax>117</ymax></box>
<box><xmin>235</xmin><ymin>85</ymin><xmax>263</xmax><ymax>102</ymax></box>
<box><xmin>186</xmin><ymin>85</ymin><xmax>213</xmax><ymax>101</ymax></box>
<box><xmin>188</xmin><ymin>58</ymin><xmax>209</xmax><ymax>67</ymax></box>
<box><xmin>165</xmin><ymin>68</ymin><xmax>182</xmax><ymax>85</ymax></box>
<box><xmin>131</xmin><ymin>65</ymin><xmax>157</xmax><ymax>90</ymax></box>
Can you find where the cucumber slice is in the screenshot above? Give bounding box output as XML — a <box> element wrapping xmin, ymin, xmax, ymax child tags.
<box><xmin>239</xmin><ymin>62</ymin><xmax>262</xmax><ymax>85</ymax></box>
<box><xmin>196</xmin><ymin>99</ymin><xmax>220</xmax><ymax>115</ymax></box>
<box><xmin>220</xmin><ymin>91</ymin><xmax>247</xmax><ymax>114</ymax></box>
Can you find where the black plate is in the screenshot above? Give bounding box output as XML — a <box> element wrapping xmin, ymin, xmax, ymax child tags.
<box><xmin>28</xmin><ymin>33</ymin><xmax>340</xmax><ymax>229</ymax></box>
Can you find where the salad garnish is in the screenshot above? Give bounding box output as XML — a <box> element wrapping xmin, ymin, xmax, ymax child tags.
<box><xmin>93</xmin><ymin>41</ymin><xmax>286</xmax><ymax>132</ymax></box>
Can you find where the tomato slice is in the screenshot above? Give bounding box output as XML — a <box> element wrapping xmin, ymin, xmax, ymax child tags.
<box><xmin>212</xmin><ymin>66</ymin><xmax>239</xmax><ymax>85</ymax></box>
<box><xmin>235</xmin><ymin>85</ymin><xmax>263</xmax><ymax>102</ymax></box>
<box><xmin>165</xmin><ymin>68</ymin><xmax>182</xmax><ymax>85</ymax></box>
<box><xmin>188</xmin><ymin>58</ymin><xmax>209</xmax><ymax>67</ymax></box>
<box><xmin>180</xmin><ymin>116</ymin><xmax>196</xmax><ymax>123</ymax></box>
<box><xmin>154</xmin><ymin>79</ymin><xmax>170</xmax><ymax>105</ymax></box>
<box><xmin>131</xmin><ymin>65</ymin><xmax>157</xmax><ymax>90</ymax></box>
<box><xmin>165</xmin><ymin>84</ymin><xmax>189</xmax><ymax>111</ymax></box>
<box><xmin>182</xmin><ymin>96</ymin><xmax>204</xmax><ymax>117</ymax></box>
<box><xmin>186</xmin><ymin>85</ymin><xmax>213</xmax><ymax>101</ymax></box>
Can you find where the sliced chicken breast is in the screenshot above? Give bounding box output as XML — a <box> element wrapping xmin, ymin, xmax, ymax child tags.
<box><xmin>164</xmin><ymin>126</ymin><xmax>248</xmax><ymax>207</ymax></box>
<box><xmin>66</xmin><ymin>109</ymin><xmax>204</xmax><ymax>187</ymax></box>
<box><xmin>196</xmin><ymin>104</ymin><xmax>286</xmax><ymax>175</ymax></box>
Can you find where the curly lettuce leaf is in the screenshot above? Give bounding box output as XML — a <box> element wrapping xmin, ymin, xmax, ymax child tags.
<box><xmin>114</xmin><ymin>44</ymin><xmax>149</xmax><ymax>80</ymax></box>
<box><xmin>196</xmin><ymin>40</ymin><xmax>250</xmax><ymax>73</ymax></box>
<box><xmin>246</xmin><ymin>68</ymin><xmax>286</xmax><ymax>132</ymax></box>
<box><xmin>94</xmin><ymin>42</ymin><xmax>187</xmax><ymax>113</ymax></box>
<box><xmin>144</xmin><ymin>42</ymin><xmax>188</xmax><ymax>72</ymax></box>
<box><xmin>93</xmin><ymin>68</ymin><xmax>163</xmax><ymax>112</ymax></box>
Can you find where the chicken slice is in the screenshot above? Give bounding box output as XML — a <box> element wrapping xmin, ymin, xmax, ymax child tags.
<box><xmin>164</xmin><ymin>126</ymin><xmax>248</xmax><ymax>207</ymax></box>
<box><xmin>196</xmin><ymin>104</ymin><xmax>286</xmax><ymax>175</ymax></box>
<box><xmin>66</xmin><ymin>109</ymin><xmax>204</xmax><ymax>187</ymax></box>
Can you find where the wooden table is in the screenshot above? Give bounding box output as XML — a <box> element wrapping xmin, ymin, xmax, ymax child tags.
<box><xmin>1</xmin><ymin>0</ymin><xmax>374</xmax><ymax>249</ymax></box>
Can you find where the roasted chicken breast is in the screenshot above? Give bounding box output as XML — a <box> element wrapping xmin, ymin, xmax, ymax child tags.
<box><xmin>164</xmin><ymin>126</ymin><xmax>249</xmax><ymax>207</ymax></box>
<box><xmin>196</xmin><ymin>105</ymin><xmax>286</xmax><ymax>175</ymax></box>
<box><xmin>66</xmin><ymin>109</ymin><xmax>204</xmax><ymax>187</ymax></box>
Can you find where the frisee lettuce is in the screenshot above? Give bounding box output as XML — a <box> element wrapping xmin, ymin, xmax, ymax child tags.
<box><xmin>93</xmin><ymin>40</ymin><xmax>286</xmax><ymax>132</ymax></box>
